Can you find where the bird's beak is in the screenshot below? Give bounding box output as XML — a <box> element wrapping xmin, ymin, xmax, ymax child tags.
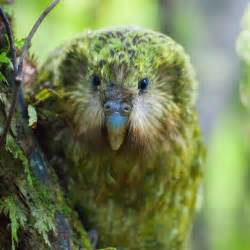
<box><xmin>106</xmin><ymin>112</ymin><xmax>128</xmax><ymax>151</ymax></box>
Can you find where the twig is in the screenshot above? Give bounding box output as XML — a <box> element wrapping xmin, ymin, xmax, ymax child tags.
<box><xmin>17</xmin><ymin>0</ymin><xmax>60</xmax><ymax>76</ymax></box>
<box><xmin>0</xmin><ymin>0</ymin><xmax>61</xmax><ymax>149</ymax></box>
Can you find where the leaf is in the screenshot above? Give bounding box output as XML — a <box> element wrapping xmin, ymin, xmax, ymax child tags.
<box><xmin>34</xmin><ymin>88</ymin><xmax>61</xmax><ymax>103</ymax></box>
<box><xmin>28</xmin><ymin>105</ymin><xmax>38</xmax><ymax>127</ymax></box>
<box><xmin>0</xmin><ymin>52</ymin><xmax>13</xmax><ymax>70</ymax></box>
<box><xmin>14</xmin><ymin>38</ymin><xmax>25</xmax><ymax>50</ymax></box>
<box><xmin>0</xmin><ymin>71</ymin><xmax>8</xmax><ymax>84</ymax></box>
<box><xmin>0</xmin><ymin>52</ymin><xmax>11</xmax><ymax>64</ymax></box>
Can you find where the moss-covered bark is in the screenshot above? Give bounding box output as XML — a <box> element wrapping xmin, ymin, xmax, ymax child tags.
<box><xmin>0</xmin><ymin>5</ymin><xmax>93</xmax><ymax>250</ymax></box>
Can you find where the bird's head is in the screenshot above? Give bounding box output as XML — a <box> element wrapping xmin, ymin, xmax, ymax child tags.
<box><xmin>57</xmin><ymin>27</ymin><xmax>197</xmax><ymax>153</ymax></box>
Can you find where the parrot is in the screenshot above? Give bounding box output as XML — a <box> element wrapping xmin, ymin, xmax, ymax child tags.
<box><xmin>28</xmin><ymin>26</ymin><xmax>205</xmax><ymax>250</ymax></box>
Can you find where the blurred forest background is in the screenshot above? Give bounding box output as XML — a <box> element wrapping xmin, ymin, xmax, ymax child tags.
<box><xmin>5</xmin><ymin>0</ymin><xmax>250</xmax><ymax>249</ymax></box>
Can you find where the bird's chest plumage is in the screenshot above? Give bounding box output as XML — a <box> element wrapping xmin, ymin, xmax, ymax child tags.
<box><xmin>75</xmin><ymin>151</ymin><xmax>167</xmax><ymax>207</ymax></box>
<box><xmin>68</xmin><ymin>147</ymin><xmax>188</xmax><ymax>246</ymax></box>
<box><xmin>43</xmin><ymin>121</ymin><xmax>201</xmax><ymax>249</ymax></box>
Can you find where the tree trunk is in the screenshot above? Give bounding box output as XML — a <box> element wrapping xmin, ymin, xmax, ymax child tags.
<box><xmin>0</xmin><ymin>5</ymin><xmax>93</xmax><ymax>250</ymax></box>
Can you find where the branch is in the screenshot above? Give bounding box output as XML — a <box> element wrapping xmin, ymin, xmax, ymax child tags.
<box><xmin>0</xmin><ymin>0</ymin><xmax>61</xmax><ymax>149</ymax></box>
<box><xmin>0</xmin><ymin>8</ymin><xmax>17</xmax><ymax>73</ymax></box>
<box><xmin>17</xmin><ymin>0</ymin><xmax>60</xmax><ymax>76</ymax></box>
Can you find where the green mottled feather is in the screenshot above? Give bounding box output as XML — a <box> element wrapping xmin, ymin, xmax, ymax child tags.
<box><xmin>28</xmin><ymin>26</ymin><xmax>205</xmax><ymax>250</ymax></box>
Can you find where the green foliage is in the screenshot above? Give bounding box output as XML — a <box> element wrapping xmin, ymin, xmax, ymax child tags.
<box><xmin>32</xmin><ymin>206</ymin><xmax>55</xmax><ymax>246</ymax></box>
<box><xmin>0</xmin><ymin>52</ymin><xmax>12</xmax><ymax>64</ymax></box>
<box><xmin>0</xmin><ymin>51</ymin><xmax>13</xmax><ymax>71</ymax></box>
<box><xmin>0</xmin><ymin>52</ymin><xmax>12</xmax><ymax>84</ymax></box>
<box><xmin>14</xmin><ymin>38</ymin><xmax>25</xmax><ymax>50</ymax></box>
<box><xmin>0</xmin><ymin>196</ymin><xmax>27</xmax><ymax>250</ymax></box>
<box><xmin>0</xmin><ymin>185</ymin><xmax>57</xmax><ymax>249</ymax></box>
<box><xmin>28</xmin><ymin>104</ymin><xmax>37</xmax><ymax>127</ymax></box>
<box><xmin>30</xmin><ymin>183</ymin><xmax>57</xmax><ymax>247</ymax></box>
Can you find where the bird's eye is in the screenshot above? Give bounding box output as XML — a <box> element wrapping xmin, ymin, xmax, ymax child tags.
<box><xmin>92</xmin><ymin>75</ymin><xmax>101</xmax><ymax>87</ymax></box>
<box><xmin>138</xmin><ymin>78</ymin><xmax>149</xmax><ymax>91</ymax></box>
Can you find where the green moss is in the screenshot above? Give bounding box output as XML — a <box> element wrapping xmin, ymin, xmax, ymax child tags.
<box><xmin>2</xmin><ymin>136</ymin><xmax>57</xmax><ymax>247</ymax></box>
<box><xmin>5</xmin><ymin>135</ymin><xmax>33</xmax><ymax>186</ymax></box>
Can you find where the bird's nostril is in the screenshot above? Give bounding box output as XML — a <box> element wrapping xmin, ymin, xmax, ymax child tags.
<box><xmin>104</xmin><ymin>101</ymin><xmax>131</xmax><ymax>113</ymax></box>
<box><xmin>104</xmin><ymin>103</ymin><xmax>111</xmax><ymax>112</ymax></box>
<box><xmin>122</xmin><ymin>103</ymin><xmax>131</xmax><ymax>113</ymax></box>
